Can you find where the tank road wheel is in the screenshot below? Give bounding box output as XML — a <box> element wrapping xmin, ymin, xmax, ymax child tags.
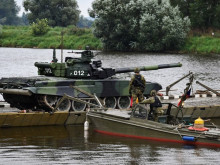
<box><xmin>43</xmin><ymin>95</ymin><xmax>57</xmax><ymax>109</ymax></box>
<box><xmin>72</xmin><ymin>101</ymin><xmax>86</xmax><ymax>111</ymax></box>
<box><xmin>117</xmin><ymin>96</ymin><xmax>131</xmax><ymax>109</ymax></box>
<box><xmin>57</xmin><ymin>98</ymin><xmax>71</xmax><ymax>112</ymax></box>
<box><xmin>89</xmin><ymin>99</ymin><xmax>99</xmax><ymax>108</ymax></box>
<box><xmin>103</xmin><ymin>97</ymin><xmax>117</xmax><ymax>109</ymax></box>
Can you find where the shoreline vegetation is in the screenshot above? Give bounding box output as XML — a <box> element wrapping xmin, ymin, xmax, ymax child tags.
<box><xmin>0</xmin><ymin>26</ymin><xmax>220</xmax><ymax>55</ymax></box>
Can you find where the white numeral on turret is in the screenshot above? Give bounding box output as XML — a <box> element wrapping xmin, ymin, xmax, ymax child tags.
<box><xmin>73</xmin><ymin>70</ymin><xmax>85</xmax><ymax>76</ymax></box>
<box><xmin>45</xmin><ymin>68</ymin><xmax>52</xmax><ymax>74</ymax></box>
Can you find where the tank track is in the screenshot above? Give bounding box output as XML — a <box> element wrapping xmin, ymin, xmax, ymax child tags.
<box><xmin>3</xmin><ymin>94</ymin><xmax>54</xmax><ymax>111</ymax></box>
<box><xmin>3</xmin><ymin>94</ymin><xmax>132</xmax><ymax>111</ymax></box>
<box><xmin>36</xmin><ymin>95</ymin><xmax>55</xmax><ymax>111</ymax></box>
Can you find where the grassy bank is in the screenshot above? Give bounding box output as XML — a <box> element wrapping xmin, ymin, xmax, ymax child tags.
<box><xmin>0</xmin><ymin>26</ymin><xmax>102</xmax><ymax>50</ymax></box>
<box><xmin>0</xmin><ymin>26</ymin><xmax>219</xmax><ymax>54</ymax></box>
<box><xmin>183</xmin><ymin>36</ymin><xmax>220</xmax><ymax>54</ymax></box>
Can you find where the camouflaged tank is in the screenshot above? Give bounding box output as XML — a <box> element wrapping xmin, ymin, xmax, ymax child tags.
<box><xmin>0</xmin><ymin>48</ymin><xmax>182</xmax><ymax>111</ymax></box>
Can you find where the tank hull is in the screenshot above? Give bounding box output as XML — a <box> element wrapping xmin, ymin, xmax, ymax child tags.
<box><xmin>0</xmin><ymin>76</ymin><xmax>162</xmax><ymax>111</ymax></box>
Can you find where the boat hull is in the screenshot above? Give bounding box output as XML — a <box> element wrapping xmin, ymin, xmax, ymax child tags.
<box><xmin>88</xmin><ymin>111</ymin><xmax>220</xmax><ymax>148</ymax></box>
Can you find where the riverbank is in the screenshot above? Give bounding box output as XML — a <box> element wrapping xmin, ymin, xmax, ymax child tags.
<box><xmin>0</xmin><ymin>26</ymin><xmax>102</xmax><ymax>50</ymax></box>
<box><xmin>182</xmin><ymin>35</ymin><xmax>220</xmax><ymax>54</ymax></box>
<box><xmin>0</xmin><ymin>26</ymin><xmax>219</xmax><ymax>54</ymax></box>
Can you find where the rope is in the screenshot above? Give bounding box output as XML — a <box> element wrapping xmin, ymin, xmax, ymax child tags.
<box><xmin>174</xmin><ymin>123</ymin><xmax>185</xmax><ymax>138</ymax></box>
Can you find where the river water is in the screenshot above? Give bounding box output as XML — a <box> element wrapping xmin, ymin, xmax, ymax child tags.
<box><xmin>0</xmin><ymin>47</ymin><xmax>220</xmax><ymax>164</ymax></box>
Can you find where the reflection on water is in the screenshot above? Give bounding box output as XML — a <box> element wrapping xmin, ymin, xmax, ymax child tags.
<box><xmin>0</xmin><ymin>48</ymin><xmax>220</xmax><ymax>164</ymax></box>
<box><xmin>0</xmin><ymin>125</ymin><xmax>219</xmax><ymax>165</ymax></box>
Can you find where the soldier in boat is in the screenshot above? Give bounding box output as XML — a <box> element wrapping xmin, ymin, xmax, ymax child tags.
<box><xmin>141</xmin><ymin>90</ymin><xmax>163</xmax><ymax>121</ymax></box>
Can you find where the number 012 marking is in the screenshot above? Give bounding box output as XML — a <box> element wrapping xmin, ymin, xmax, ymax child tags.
<box><xmin>73</xmin><ymin>70</ymin><xmax>85</xmax><ymax>76</ymax></box>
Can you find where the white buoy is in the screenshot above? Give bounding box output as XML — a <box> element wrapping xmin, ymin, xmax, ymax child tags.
<box><xmin>84</xmin><ymin>120</ymin><xmax>89</xmax><ymax>131</ymax></box>
<box><xmin>84</xmin><ymin>120</ymin><xmax>89</xmax><ymax>143</ymax></box>
<box><xmin>84</xmin><ymin>130</ymin><xmax>89</xmax><ymax>142</ymax></box>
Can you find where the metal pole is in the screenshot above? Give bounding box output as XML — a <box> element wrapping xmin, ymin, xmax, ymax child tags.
<box><xmin>61</xmin><ymin>31</ymin><xmax>64</xmax><ymax>63</ymax></box>
<box><xmin>196</xmin><ymin>81</ymin><xmax>220</xmax><ymax>96</ymax></box>
<box><xmin>166</xmin><ymin>72</ymin><xmax>193</xmax><ymax>96</ymax></box>
<box><xmin>61</xmin><ymin>0</ymin><xmax>64</xmax><ymax>63</ymax></box>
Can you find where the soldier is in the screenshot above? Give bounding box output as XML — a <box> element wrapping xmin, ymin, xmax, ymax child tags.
<box><xmin>140</xmin><ymin>90</ymin><xmax>163</xmax><ymax>121</ymax></box>
<box><xmin>81</xmin><ymin>46</ymin><xmax>94</xmax><ymax>62</ymax></box>
<box><xmin>129</xmin><ymin>68</ymin><xmax>146</xmax><ymax>106</ymax></box>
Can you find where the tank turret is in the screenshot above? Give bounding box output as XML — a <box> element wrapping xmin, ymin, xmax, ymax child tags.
<box><xmin>35</xmin><ymin>49</ymin><xmax>182</xmax><ymax>79</ymax></box>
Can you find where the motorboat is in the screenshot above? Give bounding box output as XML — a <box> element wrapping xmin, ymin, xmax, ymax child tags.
<box><xmin>87</xmin><ymin>103</ymin><xmax>220</xmax><ymax>148</ymax></box>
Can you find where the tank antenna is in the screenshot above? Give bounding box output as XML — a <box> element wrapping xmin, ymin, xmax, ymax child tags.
<box><xmin>61</xmin><ymin>30</ymin><xmax>64</xmax><ymax>63</ymax></box>
<box><xmin>61</xmin><ymin>0</ymin><xmax>64</xmax><ymax>63</ymax></box>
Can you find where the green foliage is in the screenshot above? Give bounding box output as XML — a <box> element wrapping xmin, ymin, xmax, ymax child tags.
<box><xmin>23</xmin><ymin>0</ymin><xmax>80</xmax><ymax>27</ymax></box>
<box><xmin>138</xmin><ymin>1</ymin><xmax>190</xmax><ymax>51</ymax></box>
<box><xmin>67</xmin><ymin>25</ymin><xmax>90</xmax><ymax>36</ymax></box>
<box><xmin>170</xmin><ymin>0</ymin><xmax>220</xmax><ymax>29</ymax></box>
<box><xmin>183</xmin><ymin>36</ymin><xmax>220</xmax><ymax>54</ymax></box>
<box><xmin>0</xmin><ymin>25</ymin><xmax>102</xmax><ymax>50</ymax></box>
<box><xmin>213</xmin><ymin>5</ymin><xmax>220</xmax><ymax>28</ymax></box>
<box><xmin>0</xmin><ymin>0</ymin><xmax>29</xmax><ymax>26</ymax></box>
<box><xmin>1</xmin><ymin>25</ymin><xmax>220</xmax><ymax>54</ymax></box>
<box><xmin>0</xmin><ymin>0</ymin><xmax>20</xmax><ymax>25</ymax></box>
<box><xmin>89</xmin><ymin>0</ymin><xmax>190</xmax><ymax>51</ymax></box>
<box><xmin>31</xmin><ymin>19</ymin><xmax>50</xmax><ymax>36</ymax></box>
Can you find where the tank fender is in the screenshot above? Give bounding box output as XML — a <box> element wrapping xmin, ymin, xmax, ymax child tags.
<box><xmin>27</xmin><ymin>86</ymin><xmax>91</xmax><ymax>98</ymax></box>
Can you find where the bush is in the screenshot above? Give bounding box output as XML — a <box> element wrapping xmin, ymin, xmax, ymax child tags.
<box><xmin>31</xmin><ymin>19</ymin><xmax>50</xmax><ymax>36</ymax></box>
<box><xmin>67</xmin><ymin>25</ymin><xmax>87</xmax><ymax>36</ymax></box>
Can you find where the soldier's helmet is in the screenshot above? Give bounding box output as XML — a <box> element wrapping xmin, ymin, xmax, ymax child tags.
<box><xmin>150</xmin><ymin>90</ymin><xmax>156</xmax><ymax>96</ymax></box>
<box><xmin>85</xmin><ymin>46</ymin><xmax>90</xmax><ymax>50</ymax></box>
<box><xmin>134</xmin><ymin>68</ymin><xmax>140</xmax><ymax>73</ymax></box>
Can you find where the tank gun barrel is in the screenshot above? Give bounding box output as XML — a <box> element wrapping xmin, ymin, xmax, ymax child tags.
<box><xmin>67</xmin><ymin>51</ymin><xmax>82</xmax><ymax>54</ymax></box>
<box><xmin>115</xmin><ymin>63</ymin><xmax>182</xmax><ymax>74</ymax></box>
<box><xmin>35</xmin><ymin>62</ymin><xmax>51</xmax><ymax>68</ymax></box>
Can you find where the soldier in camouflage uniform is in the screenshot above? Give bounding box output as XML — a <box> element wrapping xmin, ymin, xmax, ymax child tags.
<box><xmin>140</xmin><ymin>90</ymin><xmax>163</xmax><ymax>121</ymax></box>
<box><xmin>129</xmin><ymin>68</ymin><xmax>146</xmax><ymax>106</ymax></box>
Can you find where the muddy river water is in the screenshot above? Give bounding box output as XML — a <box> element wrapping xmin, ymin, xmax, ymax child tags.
<box><xmin>0</xmin><ymin>47</ymin><xmax>219</xmax><ymax>164</ymax></box>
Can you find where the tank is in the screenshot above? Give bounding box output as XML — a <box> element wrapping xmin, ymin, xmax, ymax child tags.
<box><xmin>0</xmin><ymin>48</ymin><xmax>182</xmax><ymax>111</ymax></box>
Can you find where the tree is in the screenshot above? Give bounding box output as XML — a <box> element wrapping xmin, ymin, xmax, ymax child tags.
<box><xmin>89</xmin><ymin>0</ymin><xmax>190</xmax><ymax>51</ymax></box>
<box><xmin>138</xmin><ymin>1</ymin><xmax>190</xmax><ymax>51</ymax></box>
<box><xmin>213</xmin><ymin>5</ymin><xmax>220</xmax><ymax>28</ymax></box>
<box><xmin>23</xmin><ymin>0</ymin><xmax>80</xmax><ymax>27</ymax></box>
<box><xmin>170</xmin><ymin>0</ymin><xmax>191</xmax><ymax>17</ymax></box>
<box><xmin>89</xmin><ymin>0</ymin><xmax>137</xmax><ymax>51</ymax></box>
<box><xmin>21</xmin><ymin>12</ymin><xmax>29</xmax><ymax>25</ymax></box>
<box><xmin>0</xmin><ymin>0</ymin><xmax>20</xmax><ymax>25</ymax></box>
<box><xmin>77</xmin><ymin>16</ymin><xmax>94</xmax><ymax>28</ymax></box>
<box><xmin>170</xmin><ymin>0</ymin><xmax>220</xmax><ymax>29</ymax></box>
<box><xmin>189</xmin><ymin>0</ymin><xmax>220</xmax><ymax>29</ymax></box>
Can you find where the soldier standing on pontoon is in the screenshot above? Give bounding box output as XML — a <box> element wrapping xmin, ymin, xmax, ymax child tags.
<box><xmin>129</xmin><ymin>68</ymin><xmax>146</xmax><ymax>107</ymax></box>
